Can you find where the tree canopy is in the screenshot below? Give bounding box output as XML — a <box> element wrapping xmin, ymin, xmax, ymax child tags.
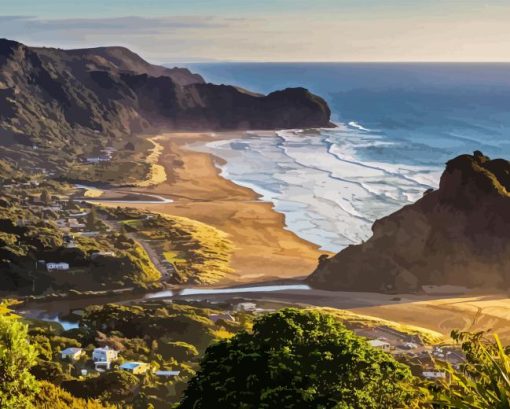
<box><xmin>0</xmin><ymin>307</ymin><xmax>39</xmax><ymax>408</ymax></box>
<box><xmin>178</xmin><ymin>308</ymin><xmax>422</xmax><ymax>409</ymax></box>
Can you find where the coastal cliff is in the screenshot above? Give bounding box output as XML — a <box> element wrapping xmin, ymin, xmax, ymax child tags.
<box><xmin>308</xmin><ymin>151</ymin><xmax>510</xmax><ymax>292</ymax></box>
<box><xmin>0</xmin><ymin>38</ymin><xmax>332</xmax><ymax>156</ymax></box>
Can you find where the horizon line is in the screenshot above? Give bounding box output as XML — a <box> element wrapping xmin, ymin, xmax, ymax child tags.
<box><xmin>162</xmin><ymin>60</ymin><xmax>510</xmax><ymax>65</ymax></box>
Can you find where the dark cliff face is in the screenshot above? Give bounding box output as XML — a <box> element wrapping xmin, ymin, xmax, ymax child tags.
<box><xmin>0</xmin><ymin>39</ymin><xmax>333</xmax><ymax>154</ymax></box>
<box><xmin>308</xmin><ymin>151</ymin><xmax>510</xmax><ymax>292</ymax></box>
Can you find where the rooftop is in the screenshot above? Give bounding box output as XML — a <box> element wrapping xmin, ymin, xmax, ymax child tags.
<box><xmin>61</xmin><ymin>347</ymin><xmax>82</xmax><ymax>354</ymax></box>
<box><xmin>120</xmin><ymin>362</ymin><xmax>147</xmax><ymax>370</ymax></box>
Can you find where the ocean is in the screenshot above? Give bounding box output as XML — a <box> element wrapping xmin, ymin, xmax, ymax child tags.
<box><xmin>183</xmin><ymin>63</ymin><xmax>510</xmax><ymax>252</ymax></box>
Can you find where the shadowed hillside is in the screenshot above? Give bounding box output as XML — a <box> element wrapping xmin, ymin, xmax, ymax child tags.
<box><xmin>308</xmin><ymin>151</ymin><xmax>510</xmax><ymax>292</ymax></box>
<box><xmin>0</xmin><ymin>38</ymin><xmax>332</xmax><ymax>175</ymax></box>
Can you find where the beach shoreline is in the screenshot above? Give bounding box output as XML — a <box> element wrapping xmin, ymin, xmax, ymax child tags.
<box><xmin>108</xmin><ymin>131</ymin><xmax>329</xmax><ymax>284</ymax></box>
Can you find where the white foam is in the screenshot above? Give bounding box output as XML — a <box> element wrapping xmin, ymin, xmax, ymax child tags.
<box><xmin>348</xmin><ymin>121</ymin><xmax>372</xmax><ymax>132</ymax></box>
<box><xmin>189</xmin><ymin>126</ymin><xmax>442</xmax><ymax>252</ymax></box>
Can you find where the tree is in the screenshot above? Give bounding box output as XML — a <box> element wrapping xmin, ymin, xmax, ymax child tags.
<box><xmin>0</xmin><ymin>312</ymin><xmax>39</xmax><ymax>408</ymax></box>
<box><xmin>434</xmin><ymin>331</ymin><xmax>510</xmax><ymax>408</ymax></box>
<box><xmin>40</xmin><ymin>189</ymin><xmax>51</xmax><ymax>206</ymax></box>
<box><xmin>178</xmin><ymin>308</ymin><xmax>423</xmax><ymax>409</ymax></box>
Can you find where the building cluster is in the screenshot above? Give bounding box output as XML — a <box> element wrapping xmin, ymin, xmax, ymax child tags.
<box><xmin>60</xmin><ymin>345</ymin><xmax>180</xmax><ymax>378</ymax></box>
<box><xmin>84</xmin><ymin>146</ymin><xmax>116</xmax><ymax>164</ymax></box>
<box><xmin>363</xmin><ymin>326</ymin><xmax>463</xmax><ymax>383</ymax></box>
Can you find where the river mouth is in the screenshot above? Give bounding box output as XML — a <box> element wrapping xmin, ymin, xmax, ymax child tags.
<box><xmin>17</xmin><ymin>283</ymin><xmax>312</xmax><ymax>328</ymax></box>
<box><xmin>145</xmin><ymin>284</ymin><xmax>312</xmax><ymax>299</ymax></box>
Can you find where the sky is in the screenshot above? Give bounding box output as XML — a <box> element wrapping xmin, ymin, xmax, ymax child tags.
<box><xmin>1</xmin><ymin>0</ymin><xmax>510</xmax><ymax>63</ymax></box>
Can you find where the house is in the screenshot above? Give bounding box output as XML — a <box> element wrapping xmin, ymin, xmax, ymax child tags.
<box><xmin>69</xmin><ymin>211</ymin><xmax>89</xmax><ymax>218</ymax></box>
<box><xmin>85</xmin><ymin>156</ymin><xmax>110</xmax><ymax>164</ymax></box>
<box><xmin>155</xmin><ymin>370</ymin><xmax>180</xmax><ymax>377</ymax></box>
<box><xmin>234</xmin><ymin>302</ymin><xmax>257</xmax><ymax>312</ymax></box>
<box><xmin>92</xmin><ymin>347</ymin><xmax>119</xmax><ymax>370</ymax></box>
<box><xmin>402</xmin><ymin>342</ymin><xmax>419</xmax><ymax>350</ymax></box>
<box><xmin>61</xmin><ymin>347</ymin><xmax>83</xmax><ymax>361</ymax></box>
<box><xmin>368</xmin><ymin>339</ymin><xmax>391</xmax><ymax>351</ymax></box>
<box><xmin>422</xmin><ymin>371</ymin><xmax>448</xmax><ymax>381</ymax></box>
<box><xmin>209</xmin><ymin>313</ymin><xmax>236</xmax><ymax>323</ymax></box>
<box><xmin>120</xmin><ymin>362</ymin><xmax>150</xmax><ymax>375</ymax></box>
<box><xmin>46</xmin><ymin>262</ymin><xmax>70</xmax><ymax>271</ymax></box>
<box><xmin>91</xmin><ymin>251</ymin><xmax>116</xmax><ymax>259</ymax></box>
<box><xmin>80</xmin><ymin>231</ymin><xmax>100</xmax><ymax>237</ymax></box>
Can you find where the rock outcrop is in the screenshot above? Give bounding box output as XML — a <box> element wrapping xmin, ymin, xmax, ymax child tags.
<box><xmin>308</xmin><ymin>151</ymin><xmax>510</xmax><ymax>292</ymax></box>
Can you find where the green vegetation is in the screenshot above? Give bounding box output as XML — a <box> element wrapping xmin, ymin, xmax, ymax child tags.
<box><xmin>103</xmin><ymin>207</ymin><xmax>234</xmax><ymax>285</ymax></box>
<box><xmin>34</xmin><ymin>381</ymin><xmax>113</xmax><ymax>409</ymax></box>
<box><xmin>179</xmin><ymin>308</ymin><xmax>425</xmax><ymax>409</ymax></box>
<box><xmin>66</xmin><ymin>161</ymin><xmax>152</xmax><ymax>187</ymax></box>
<box><xmin>434</xmin><ymin>331</ymin><xmax>510</xmax><ymax>408</ymax></box>
<box><xmin>0</xmin><ymin>185</ymin><xmax>160</xmax><ymax>294</ymax></box>
<box><xmin>6</xmin><ymin>297</ymin><xmax>510</xmax><ymax>408</ymax></box>
<box><xmin>0</xmin><ymin>308</ymin><xmax>39</xmax><ymax>408</ymax></box>
<box><xmin>0</xmin><ymin>302</ymin><xmax>111</xmax><ymax>408</ymax></box>
<box><xmin>23</xmin><ymin>301</ymin><xmax>252</xmax><ymax>408</ymax></box>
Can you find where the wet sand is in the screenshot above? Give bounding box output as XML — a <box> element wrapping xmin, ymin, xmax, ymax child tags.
<box><xmin>111</xmin><ymin>132</ymin><xmax>329</xmax><ymax>284</ymax></box>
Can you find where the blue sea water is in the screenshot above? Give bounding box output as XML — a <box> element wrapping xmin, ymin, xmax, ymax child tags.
<box><xmin>182</xmin><ymin>63</ymin><xmax>510</xmax><ymax>251</ymax></box>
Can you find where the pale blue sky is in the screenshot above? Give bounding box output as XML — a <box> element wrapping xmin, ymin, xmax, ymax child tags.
<box><xmin>2</xmin><ymin>0</ymin><xmax>510</xmax><ymax>62</ymax></box>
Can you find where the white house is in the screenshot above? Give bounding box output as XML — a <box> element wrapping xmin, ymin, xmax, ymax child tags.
<box><xmin>155</xmin><ymin>370</ymin><xmax>180</xmax><ymax>377</ymax></box>
<box><xmin>61</xmin><ymin>347</ymin><xmax>83</xmax><ymax>361</ymax></box>
<box><xmin>46</xmin><ymin>262</ymin><xmax>70</xmax><ymax>271</ymax></box>
<box><xmin>92</xmin><ymin>347</ymin><xmax>119</xmax><ymax>370</ymax></box>
<box><xmin>368</xmin><ymin>339</ymin><xmax>391</xmax><ymax>351</ymax></box>
<box><xmin>234</xmin><ymin>302</ymin><xmax>257</xmax><ymax>312</ymax></box>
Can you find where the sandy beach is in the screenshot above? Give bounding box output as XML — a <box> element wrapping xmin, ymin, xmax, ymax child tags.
<box><xmin>111</xmin><ymin>132</ymin><xmax>328</xmax><ymax>283</ymax></box>
<box><xmin>87</xmin><ymin>131</ymin><xmax>510</xmax><ymax>342</ymax></box>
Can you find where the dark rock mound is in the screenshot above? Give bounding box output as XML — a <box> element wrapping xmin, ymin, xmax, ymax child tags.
<box><xmin>307</xmin><ymin>151</ymin><xmax>510</xmax><ymax>292</ymax></box>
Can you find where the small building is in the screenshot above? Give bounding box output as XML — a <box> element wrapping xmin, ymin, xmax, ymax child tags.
<box><xmin>69</xmin><ymin>212</ymin><xmax>89</xmax><ymax>218</ymax></box>
<box><xmin>46</xmin><ymin>262</ymin><xmax>70</xmax><ymax>271</ymax></box>
<box><xmin>80</xmin><ymin>231</ymin><xmax>100</xmax><ymax>237</ymax></box>
<box><xmin>234</xmin><ymin>302</ymin><xmax>257</xmax><ymax>312</ymax></box>
<box><xmin>92</xmin><ymin>347</ymin><xmax>119</xmax><ymax>370</ymax></box>
<box><xmin>91</xmin><ymin>251</ymin><xmax>116</xmax><ymax>259</ymax></box>
<box><xmin>120</xmin><ymin>362</ymin><xmax>150</xmax><ymax>375</ymax></box>
<box><xmin>85</xmin><ymin>156</ymin><xmax>110</xmax><ymax>164</ymax></box>
<box><xmin>61</xmin><ymin>347</ymin><xmax>83</xmax><ymax>361</ymax></box>
<box><xmin>422</xmin><ymin>371</ymin><xmax>448</xmax><ymax>381</ymax></box>
<box><xmin>209</xmin><ymin>313</ymin><xmax>236</xmax><ymax>323</ymax></box>
<box><xmin>155</xmin><ymin>370</ymin><xmax>180</xmax><ymax>377</ymax></box>
<box><xmin>368</xmin><ymin>339</ymin><xmax>391</xmax><ymax>351</ymax></box>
